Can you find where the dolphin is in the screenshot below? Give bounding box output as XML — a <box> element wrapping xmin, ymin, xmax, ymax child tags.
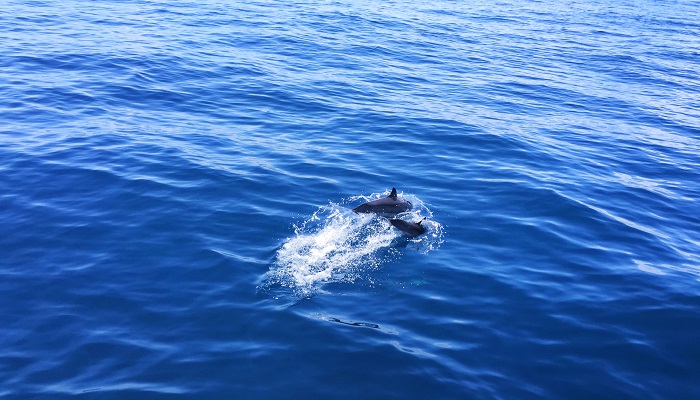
<box><xmin>352</xmin><ymin>188</ymin><xmax>412</xmax><ymax>217</ymax></box>
<box><xmin>390</xmin><ymin>218</ymin><xmax>426</xmax><ymax>237</ymax></box>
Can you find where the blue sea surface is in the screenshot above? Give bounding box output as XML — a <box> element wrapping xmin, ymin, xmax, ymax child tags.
<box><xmin>1</xmin><ymin>0</ymin><xmax>699</xmax><ymax>398</ymax></box>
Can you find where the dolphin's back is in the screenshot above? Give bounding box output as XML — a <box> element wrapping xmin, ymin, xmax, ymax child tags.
<box><xmin>352</xmin><ymin>198</ymin><xmax>411</xmax><ymax>214</ymax></box>
<box><xmin>352</xmin><ymin>188</ymin><xmax>411</xmax><ymax>216</ymax></box>
<box><xmin>390</xmin><ymin>219</ymin><xmax>426</xmax><ymax>237</ymax></box>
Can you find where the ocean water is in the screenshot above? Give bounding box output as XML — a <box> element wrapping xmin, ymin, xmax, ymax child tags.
<box><xmin>1</xmin><ymin>0</ymin><xmax>699</xmax><ymax>398</ymax></box>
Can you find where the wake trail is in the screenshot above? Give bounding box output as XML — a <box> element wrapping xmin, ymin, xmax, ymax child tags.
<box><xmin>259</xmin><ymin>190</ymin><xmax>443</xmax><ymax>300</ymax></box>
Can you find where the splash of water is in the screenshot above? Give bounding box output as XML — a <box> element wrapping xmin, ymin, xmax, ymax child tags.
<box><xmin>260</xmin><ymin>190</ymin><xmax>444</xmax><ymax>299</ymax></box>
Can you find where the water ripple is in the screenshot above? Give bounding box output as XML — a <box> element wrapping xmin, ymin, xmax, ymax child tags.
<box><xmin>2</xmin><ymin>0</ymin><xmax>700</xmax><ymax>398</ymax></box>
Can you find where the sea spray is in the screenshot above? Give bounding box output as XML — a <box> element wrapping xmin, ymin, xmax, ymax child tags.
<box><xmin>260</xmin><ymin>191</ymin><xmax>443</xmax><ymax>299</ymax></box>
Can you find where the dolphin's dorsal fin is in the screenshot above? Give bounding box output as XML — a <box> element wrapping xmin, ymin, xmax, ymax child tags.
<box><xmin>389</xmin><ymin>187</ymin><xmax>398</xmax><ymax>199</ymax></box>
<box><xmin>418</xmin><ymin>217</ymin><xmax>426</xmax><ymax>226</ymax></box>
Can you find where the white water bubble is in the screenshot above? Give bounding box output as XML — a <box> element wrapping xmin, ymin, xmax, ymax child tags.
<box><xmin>259</xmin><ymin>191</ymin><xmax>444</xmax><ymax>300</ymax></box>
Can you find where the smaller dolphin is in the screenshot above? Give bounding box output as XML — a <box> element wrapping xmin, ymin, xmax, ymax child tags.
<box><xmin>390</xmin><ymin>218</ymin><xmax>426</xmax><ymax>237</ymax></box>
<box><xmin>352</xmin><ymin>188</ymin><xmax>412</xmax><ymax>217</ymax></box>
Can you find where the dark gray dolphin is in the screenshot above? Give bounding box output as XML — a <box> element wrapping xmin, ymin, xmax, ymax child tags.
<box><xmin>352</xmin><ymin>188</ymin><xmax>412</xmax><ymax>217</ymax></box>
<box><xmin>390</xmin><ymin>218</ymin><xmax>426</xmax><ymax>237</ymax></box>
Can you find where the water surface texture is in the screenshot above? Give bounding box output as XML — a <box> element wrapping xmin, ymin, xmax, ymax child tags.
<box><xmin>1</xmin><ymin>0</ymin><xmax>699</xmax><ymax>398</ymax></box>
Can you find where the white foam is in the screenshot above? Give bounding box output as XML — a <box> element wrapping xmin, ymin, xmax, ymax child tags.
<box><xmin>260</xmin><ymin>191</ymin><xmax>444</xmax><ymax>299</ymax></box>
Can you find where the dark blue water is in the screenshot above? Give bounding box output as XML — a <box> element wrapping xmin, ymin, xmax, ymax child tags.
<box><xmin>2</xmin><ymin>0</ymin><xmax>699</xmax><ymax>398</ymax></box>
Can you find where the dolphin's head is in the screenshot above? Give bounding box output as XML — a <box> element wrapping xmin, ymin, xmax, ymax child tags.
<box><xmin>352</xmin><ymin>203</ymin><xmax>372</xmax><ymax>213</ymax></box>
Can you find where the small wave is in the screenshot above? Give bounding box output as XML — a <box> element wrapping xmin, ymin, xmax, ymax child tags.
<box><xmin>259</xmin><ymin>190</ymin><xmax>444</xmax><ymax>300</ymax></box>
